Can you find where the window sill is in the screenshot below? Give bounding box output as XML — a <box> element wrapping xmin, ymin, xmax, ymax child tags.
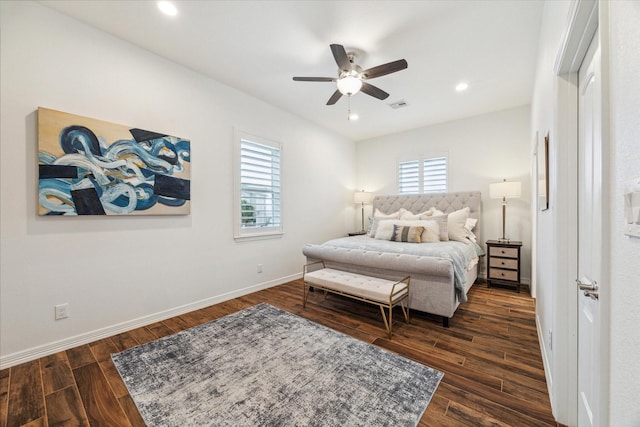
<box><xmin>234</xmin><ymin>231</ymin><xmax>284</xmax><ymax>243</ymax></box>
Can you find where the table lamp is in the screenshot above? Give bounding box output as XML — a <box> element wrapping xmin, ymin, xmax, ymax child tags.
<box><xmin>489</xmin><ymin>179</ymin><xmax>521</xmax><ymax>242</ymax></box>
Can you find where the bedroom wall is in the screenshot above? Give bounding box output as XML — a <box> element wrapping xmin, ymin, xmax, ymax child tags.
<box><xmin>355</xmin><ymin>106</ymin><xmax>532</xmax><ymax>282</ymax></box>
<box><xmin>532</xmin><ymin>1</ymin><xmax>640</xmax><ymax>424</ymax></box>
<box><xmin>0</xmin><ymin>1</ymin><xmax>355</xmax><ymax>367</ymax></box>
<box><xmin>608</xmin><ymin>1</ymin><xmax>640</xmax><ymax>423</ymax></box>
<box><xmin>529</xmin><ymin>1</ymin><xmax>573</xmax><ymax>422</ymax></box>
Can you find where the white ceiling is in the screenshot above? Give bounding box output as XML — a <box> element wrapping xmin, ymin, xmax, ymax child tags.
<box><xmin>40</xmin><ymin>1</ymin><xmax>544</xmax><ymax>142</ymax></box>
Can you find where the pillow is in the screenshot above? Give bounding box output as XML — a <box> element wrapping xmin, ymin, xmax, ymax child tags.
<box><xmin>417</xmin><ymin>220</ymin><xmax>440</xmax><ymax>243</ymax></box>
<box><xmin>447</xmin><ymin>207</ymin><xmax>471</xmax><ymax>242</ymax></box>
<box><xmin>374</xmin><ymin>220</ymin><xmax>400</xmax><ymax>240</ymax></box>
<box><xmin>464</xmin><ymin>217</ymin><xmax>478</xmax><ymax>232</ymax></box>
<box><xmin>366</xmin><ymin>216</ymin><xmax>374</xmax><ymax>234</ymax></box>
<box><xmin>390</xmin><ymin>225</ymin><xmax>424</xmax><ymax>243</ymax></box>
<box><xmin>429</xmin><ymin>215</ymin><xmax>449</xmax><ymax>241</ymax></box>
<box><xmin>465</xmin><ymin>227</ymin><xmax>478</xmax><ymax>243</ymax></box>
<box><xmin>373</xmin><ymin>208</ymin><xmax>402</xmax><ymax>220</ymax></box>
<box><xmin>374</xmin><ymin>219</ymin><xmax>440</xmax><ymax>243</ymax></box>
<box><xmin>368</xmin><ymin>208</ymin><xmax>406</xmax><ymax>237</ymax></box>
<box><xmin>400</xmin><ymin>208</ymin><xmax>434</xmax><ymax>220</ymax></box>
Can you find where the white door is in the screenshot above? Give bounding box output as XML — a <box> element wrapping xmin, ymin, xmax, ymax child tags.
<box><xmin>577</xmin><ymin>30</ymin><xmax>602</xmax><ymax>427</ymax></box>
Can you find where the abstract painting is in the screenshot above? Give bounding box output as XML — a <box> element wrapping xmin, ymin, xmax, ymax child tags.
<box><xmin>38</xmin><ymin>108</ymin><xmax>191</xmax><ymax>216</ymax></box>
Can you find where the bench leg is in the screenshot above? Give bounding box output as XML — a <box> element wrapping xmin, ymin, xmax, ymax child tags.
<box><xmin>442</xmin><ymin>317</ymin><xmax>450</xmax><ymax>328</ymax></box>
<box><xmin>379</xmin><ymin>306</ymin><xmax>393</xmax><ymax>339</ymax></box>
<box><xmin>302</xmin><ymin>282</ymin><xmax>310</xmax><ymax>308</ymax></box>
<box><xmin>399</xmin><ymin>299</ymin><xmax>410</xmax><ymax>324</ymax></box>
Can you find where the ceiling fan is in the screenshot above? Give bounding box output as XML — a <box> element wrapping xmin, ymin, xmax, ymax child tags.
<box><xmin>293</xmin><ymin>44</ymin><xmax>408</xmax><ymax>106</ymax></box>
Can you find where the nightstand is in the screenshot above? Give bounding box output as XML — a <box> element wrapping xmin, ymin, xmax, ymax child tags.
<box><xmin>486</xmin><ymin>240</ymin><xmax>522</xmax><ymax>292</ymax></box>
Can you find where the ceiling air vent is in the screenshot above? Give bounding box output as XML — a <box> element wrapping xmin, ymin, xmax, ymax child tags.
<box><xmin>389</xmin><ymin>100</ymin><xmax>409</xmax><ymax>109</ymax></box>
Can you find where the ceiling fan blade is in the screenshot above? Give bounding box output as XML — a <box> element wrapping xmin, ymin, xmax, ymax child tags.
<box><xmin>360</xmin><ymin>82</ymin><xmax>390</xmax><ymax>100</ymax></box>
<box><xmin>330</xmin><ymin>44</ymin><xmax>351</xmax><ymax>72</ymax></box>
<box><xmin>326</xmin><ymin>89</ymin><xmax>343</xmax><ymax>105</ymax></box>
<box><xmin>293</xmin><ymin>77</ymin><xmax>336</xmax><ymax>82</ymax></box>
<box><xmin>362</xmin><ymin>59</ymin><xmax>408</xmax><ymax>80</ymax></box>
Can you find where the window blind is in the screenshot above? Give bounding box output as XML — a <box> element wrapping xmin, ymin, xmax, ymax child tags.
<box><xmin>423</xmin><ymin>156</ymin><xmax>447</xmax><ymax>193</ymax></box>
<box><xmin>398</xmin><ymin>156</ymin><xmax>448</xmax><ymax>195</ymax></box>
<box><xmin>398</xmin><ymin>160</ymin><xmax>420</xmax><ymax>194</ymax></box>
<box><xmin>240</xmin><ymin>139</ymin><xmax>281</xmax><ymax>230</ymax></box>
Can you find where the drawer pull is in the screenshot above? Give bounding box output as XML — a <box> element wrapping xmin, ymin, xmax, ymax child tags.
<box><xmin>501</xmin><ymin>272</ymin><xmax>505</xmax><ymax>276</ymax></box>
<box><xmin>501</xmin><ymin>250</ymin><xmax>506</xmax><ymax>254</ymax></box>
<box><xmin>501</xmin><ymin>261</ymin><xmax>505</xmax><ymax>265</ymax></box>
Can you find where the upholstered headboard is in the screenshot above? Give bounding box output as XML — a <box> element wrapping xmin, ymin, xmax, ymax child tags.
<box><xmin>372</xmin><ymin>191</ymin><xmax>482</xmax><ymax>244</ymax></box>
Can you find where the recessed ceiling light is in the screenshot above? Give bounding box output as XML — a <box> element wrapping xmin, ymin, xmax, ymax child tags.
<box><xmin>348</xmin><ymin>113</ymin><xmax>359</xmax><ymax>121</ymax></box>
<box><xmin>455</xmin><ymin>82</ymin><xmax>469</xmax><ymax>92</ymax></box>
<box><xmin>158</xmin><ymin>1</ymin><xmax>178</xmax><ymax>16</ymax></box>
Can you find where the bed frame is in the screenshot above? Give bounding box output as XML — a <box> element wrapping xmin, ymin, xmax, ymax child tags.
<box><xmin>303</xmin><ymin>191</ymin><xmax>482</xmax><ymax>327</ymax></box>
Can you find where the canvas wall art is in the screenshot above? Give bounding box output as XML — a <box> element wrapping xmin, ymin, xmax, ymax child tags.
<box><xmin>38</xmin><ymin>107</ymin><xmax>191</xmax><ymax>216</ymax></box>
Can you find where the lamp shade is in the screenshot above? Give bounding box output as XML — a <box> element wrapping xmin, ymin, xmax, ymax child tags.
<box><xmin>490</xmin><ymin>181</ymin><xmax>521</xmax><ymax>199</ymax></box>
<box><xmin>354</xmin><ymin>191</ymin><xmax>373</xmax><ymax>204</ymax></box>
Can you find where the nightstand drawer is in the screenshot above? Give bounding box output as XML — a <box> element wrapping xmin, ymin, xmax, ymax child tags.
<box><xmin>489</xmin><ymin>268</ymin><xmax>518</xmax><ymax>282</ymax></box>
<box><xmin>489</xmin><ymin>257</ymin><xmax>518</xmax><ymax>270</ymax></box>
<box><xmin>489</xmin><ymin>246</ymin><xmax>519</xmax><ymax>259</ymax></box>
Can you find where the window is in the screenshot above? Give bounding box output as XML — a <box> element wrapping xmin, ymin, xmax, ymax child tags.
<box><xmin>398</xmin><ymin>155</ymin><xmax>448</xmax><ymax>194</ymax></box>
<box><xmin>234</xmin><ymin>131</ymin><xmax>282</xmax><ymax>240</ymax></box>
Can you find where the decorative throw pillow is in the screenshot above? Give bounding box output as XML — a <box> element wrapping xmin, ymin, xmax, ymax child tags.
<box><xmin>374</xmin><ymin>208</ymin><xmax>404</xmax><ymax>219</ymax></box>
<box><xmin>429</xmin><ymin>215</ymin><xmax>449</xmax><ymax>241</ymax></box>
<box><xmin>418</xmin><ymin>220</ymin><xmax>440</xmax><ymax>243</ymax></box>
<box><xmin>390</xmin><ymin>225</ymin><xmax>424</xmax><ymax>243</ymax></box>
<box><xmin>463</xmin><ymin>217</ymin><xmax>478</xmax><ymax>243</ymax></box>
<box><xmin>373</xmin><ymin>220</ymin><xmax>399</xmax><ymax>240</ymax></box>
<box><xmin>400</xmin><ymin>208</ymin><xmax>434</xmax><ymax>220</ymax></box>
<box><xmin>447</xmin><ymin>207</ymin><xmax>471</xmax><ymax>242</ymax></box>
<box><xmin>368</xmin><ymin>208</ymin><xmax>406</xmax><ymax>237</ymax></box>
<box><xmin>374</xmin><ymin>220</ymin><xmax>440</xmax><ymax>243</ymax></box>
<box><xmin>464</xmin><ymin>217</ymin><xmax>478</xmax><ymax>232</ymax></box>
<box><xmin>465</xmin><ymin>228</ymin><xmax>478</xmax><ymax>243</ymax></box>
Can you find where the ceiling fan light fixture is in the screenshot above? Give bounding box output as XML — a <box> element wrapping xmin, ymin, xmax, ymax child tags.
<box><xmin>455</xmin><ymin>82</ymin><xmax>469</xmax><ymax>92</ymax></box>
<box><xmin>337</xmin><ymin>75</ymin><xmax>363</xmax><ymax>95</ymax></box>
<box><xmin>157</xmin><ymin>1</ymin><xmax>178</xmax><ymax>16</ymax></box>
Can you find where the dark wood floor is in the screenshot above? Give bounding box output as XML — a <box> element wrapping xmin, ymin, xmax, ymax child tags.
<box><xmin>0</xmin><ymin>279</ymin><xmax>560</xmax><ymax>426</ymax></box>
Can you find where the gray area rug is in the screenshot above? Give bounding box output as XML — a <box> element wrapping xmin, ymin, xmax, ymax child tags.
<box><xmin>112</xmin><ymin>303</ymin><xmax>443</xmax><ymax>426</ymax></box>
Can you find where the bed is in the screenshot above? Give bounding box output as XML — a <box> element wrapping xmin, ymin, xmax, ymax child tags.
<box><xmin>302</xmin><ymin>191</ymin><xmax>483</xmax><ymax>327</ymax></box>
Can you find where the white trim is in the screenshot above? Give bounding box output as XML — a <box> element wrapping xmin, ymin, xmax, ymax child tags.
<box><xmin>554</xmin><ymin>0</ymin><xmax>598</xmax><ymax>75</ymax></box>
<box><xmin>537</xmin><ymin>313</ymin><xmax>554</xmax><ymax>416</ymax></box>
<box><xmin>0</xmin><ymin>273</ymin><xmax>301</xmax><ymax>370</ymax></box>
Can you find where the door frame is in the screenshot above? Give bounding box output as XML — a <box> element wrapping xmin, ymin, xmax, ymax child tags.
<box><xmin>554</xmin><ymin>0</ymin><xmax>610</xmax><ymax>425</ymax></box>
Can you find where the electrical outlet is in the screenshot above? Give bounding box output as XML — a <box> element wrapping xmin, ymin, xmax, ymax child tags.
<box><xmin>55</xmin><ymin>303</ymin><xmax>69</xmax><ymax>320</ymax></box>
<box><xmin>257</xmin><ymin>264</ymin><xmax>263</xmax><ymax>273</ymax></box>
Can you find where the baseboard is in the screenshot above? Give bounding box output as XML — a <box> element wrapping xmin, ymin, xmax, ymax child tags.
<box><xmin>536</xmin><ymin>313</ymin><xmax>554</xmax><ymax>410</ymax></box>
<box><xmin>0</xmin><ymin>273</ymin><xmax>301</xmax><ymax>369</ymax></box>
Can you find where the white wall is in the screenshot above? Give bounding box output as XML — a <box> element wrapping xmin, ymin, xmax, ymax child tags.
<box><xmin>355</xmin><ymin>106</ymin><xmax>532</xmax><ymax>281</ymax></box>
<box><xmin>532</xmin><ymin>0</ymin><xmax>640</xmax><ymax>425</ymax></box>
<box><xmin>608</xmin><ymin>1</ymin><xmax>640</xmax><ymax>424</ymax></box>
<box><xmin>0</xmin><ymin>1</ymin><xmax>355</xmax><ymax>367</ymax></box>
<box><xmin>529</xmin><ymin>1</ymin><xmax>575</xmax><ymax>423</ymax></box>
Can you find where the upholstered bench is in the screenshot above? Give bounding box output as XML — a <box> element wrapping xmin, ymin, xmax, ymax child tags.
<box><xmin>302</xmin><ymin>261</ymin><xmax>410</xmax><ymax>338</ymax></box>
